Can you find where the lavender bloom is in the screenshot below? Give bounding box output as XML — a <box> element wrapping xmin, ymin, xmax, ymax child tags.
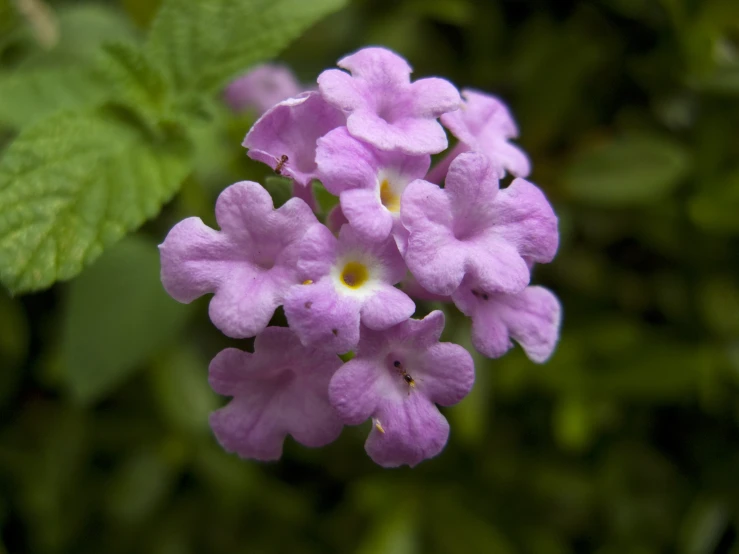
<box><xmin>284</xmin><ymin>224</ymin><xmax>415</xmax><ymax>354</ymax></box>
<box><xmin>315</xmin><ymin>127</ymin><xmax>430</xmax><ymax>242</ymax></box>
<box><xmin>427</xmin><ymin>89</ymin><xmax>531</xmax><ymax>183</ymax></box>
<box><xmin>159</xmin><ymin>181</ymin><xmax>318</xmax><ymax>338</ymax></box>
<box><xmin>243</xmin><ymin>91</ymin><xmax>345</xmax><ymax>186</ymax></box>
<box><xmin>317</xmin><ymin>47</ymin><xmax>461</xmax><ymax>155</ymax></box>
<box><xmin>399</xmin><ymin>272</ymin><xmax>450</xmax><ymax>303</ymax></box>
<box><xmin>401</xmin><ymin>152</ymin><xmax>558</xmax><ymax>297</ymax></box>
<box><xmin>160</xmin><ymin>45</ymin><xmax>564</xmax><ymax>469</ymax></box>
<box><xmin>209</xmin><ymin>327</ymin><xmax>343</xmax><ymax>461</ymax></box>
<box><xmin>452</xmin><ymin>276</ymin><xmax>562</xmax><ymax>362</ymax></box>
<box><xmin>328</xmin><ymin>311</ymin><xmax>474</xmax><ymax>467</ymax></box>
<box><xmin>224</xmin><ymin>63</ymin><xmax>302</xmax><ymax>115</ymax></box>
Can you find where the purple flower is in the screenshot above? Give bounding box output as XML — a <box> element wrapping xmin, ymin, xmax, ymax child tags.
<box><xmin>452</xmin><ymin>276</ymin><xmax>561</xmax><ymax>362</ymax></box>
<box><xmin>224</xmin><ymin>63</ymin><xmax>302</xmax><ymax>115</ymax></box>
<box><xmin>399</xmin><ymin>272</ymin><xmax>450</xmax><ymax>303</ymax></box>
<box><xmin>401</xmin><ymin>152</ymin><xmax>558</xmax><ymax>297</ymax></box>
<box><xmin>284</xmin><ymin>224</ymin><xmax>415</xmax><ymax>354</ymax></box>
<box><xmin>328</xmin><ymin>311</ymin><xmax>474</xmax><ymax>467</ymax></box>
<box><xmin>209</xmin><ymin>326</ymin><xmax>343</xmax><ymax>461</ymax></box>
<box><xmin>427</xmin><ymin>89</ymin><xmax>531</xmax><ymax>183</ymax></box>
<box><xmin>315</xmin><ymin>127</ymin><xmax>430</xmax><ymax>242</ymax></box>
<box><xmin>317</xmin><ymin>47</ymin><xmax>461</xmax><ymax>155</ymax></box>
<box><xmin>159</xmin><ymin>181</ymin><xmax>318</xmax><ymax>338</ymax></box>
<box><xmin>243</xmin><ymin>91</ymin><xmax>345</xmax><ymax>186</ymax></box>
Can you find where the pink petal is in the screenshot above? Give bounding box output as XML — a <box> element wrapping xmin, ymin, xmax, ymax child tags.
<box><xmin>491</xmin><ymin>177</ymin><xmax>559</xmax><ymax>264</ymax></box>
<box><xmin>360</xmin><ymin>286</ymin><xmax>415</xmax><ymax>330</ymax></box>
<box><xmin>328</xmin><ymin>359</ymin><xmax>383</xmax><ymax>425</ymax></box>
<box><xmin>365</xmin><ymin>394</ymin><xmax>450</xmax><ymax>468</ymax></box>
<box><xmin>340</xmin><ymin>188</ymin><xmax>394</xmax><ymax>243</ymax></box>
<box><xmin>409</xmin><ymin>77</ymin><xmax>461</xmax><ymax>118</ymax></box>
<box><xmin>337</xmin><ymin>47</ymin><xmax>412</xmax><ymax>86</ymax></box>
<box><xmin>417</xmin><ymin>343</ymin><xmax>475</xmax><ymax>406</ymax></box>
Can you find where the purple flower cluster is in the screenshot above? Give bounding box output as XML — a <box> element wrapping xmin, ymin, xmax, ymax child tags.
<box><xmin>160</xmin><ymin>47</ymin><xmax>561</xmax><ymax>468</ymax></box>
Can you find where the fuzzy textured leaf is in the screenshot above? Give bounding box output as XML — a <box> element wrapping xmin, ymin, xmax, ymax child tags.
<box><xmin>0</xmin><ymin>67</ymin><xmax>107</xmax><ymax>128</ymax></box>
<box><xmin>146</xmin><ymin>0</ymin><xmax>347</xmax><ymax>93</ymax></box>
<box><xmin>0</xmin><ymin>112</ymin><xmax>192</xmax><ymax>294</ymax></box>
<box><xmin>96</xmin><ymin>42</ymin><xmax>174</xmax><ymax>128</ymax></box>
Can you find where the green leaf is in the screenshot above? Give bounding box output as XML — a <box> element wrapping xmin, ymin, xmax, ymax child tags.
<box><xmin>60</xmin><ymin>236</ymin><xmax>191</xmax><ymax>403</ymax></box>
<box><xmin>263</xmin><ymin>176</ymin><xmax>294</xmax><ymax>208</ymax></box>
<box><xmin>313</xmin><ymin>180</ymin><xmax>340</xmax><ymax>214</ymax></box>
<box><xmin>564</xmin><ymin>134</ymin><xmax>690</xmax><ymax>206</ymax></box>
<box><xmin>0</xmin><ymin>67</ymin><xmax>107</xmax><ymax>128</ymax></box>
<box><xmin>146</xmin><ymin>0</ymin><xmax>347</xmax><ymax>93</ymax></box>
<box><xmin>0</xmin><ymin>111</ymin><xmax>192</xmax><ymax>294</ymax></box>
<box><xmin>96</xmin><ymin>42</ymin><xmax>174</xmax><ymax>129</ymax></box>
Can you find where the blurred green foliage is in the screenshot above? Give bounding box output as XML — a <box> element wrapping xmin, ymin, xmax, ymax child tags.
<box><xmin>1</xmin><ymin>0</ymin><xmax>738</xmax><ymax>552</ymax></box>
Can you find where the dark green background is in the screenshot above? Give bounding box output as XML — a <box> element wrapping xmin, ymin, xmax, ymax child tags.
<box><xmin>1</xmin><ymin>0</ymin><xmax>739</xmax><ymax>552</ymax></box>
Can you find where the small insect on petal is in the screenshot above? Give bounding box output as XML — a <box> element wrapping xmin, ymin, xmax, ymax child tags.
<box><xmin>275</xmin><ymin>154</ymin><xmax>288</xmax><ymax>175</ymax></box>
<box><xmin>374</xmin><ymin>419</ymin><xmax>386</xmax><ymax>434</ymax></box>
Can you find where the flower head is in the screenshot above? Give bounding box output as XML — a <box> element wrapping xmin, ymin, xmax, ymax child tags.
<box><xmin>328</xmin><ymin>311</ymin><xmax>474</xmax><ymax>467</ymax></box>
<box><xmin>159</xmin><ymin>181</ymin><xmax>318</xmax><ymax>338</ymax></box>
<box><xmin>317</xmin><ymin>47</ymin><xmax>461</xmax><ymax>155</ymax></box>
<box><xmin>430</xmin><ymin>89</ymin><xmax>530</xmax><ymax>181</ymax></box>
<box><xmin>209</xmin><ymin>327</ymin><xmax>343</xmax><ymax>461</ymax></box>
<box><xmin>315</xmin><ymin>127</ymin><xmax>430</xmax><ymax>242</ymax></box>
<box><xmin>452</xmin><ymin>277</ymin><xmax>561</xmax><ymax>362</ymax></box>
<box><xmin>401</xmin><ymin>152</ymin><xmax>558</xmax><ymax>297</ymax></box>
<box><xmin>243</xmin><ymin>91</ymin><xmax>345</xmax><ymax>186</ymax></box>
<box><xmin>224</xmin><ymin>63</ymin><xmax>303</xmax><ymax>115</ymax></box>
<box><xmin>284</xmin><ymin>224</ymin><xmax>414</xmax><ymax>353</ymax></box>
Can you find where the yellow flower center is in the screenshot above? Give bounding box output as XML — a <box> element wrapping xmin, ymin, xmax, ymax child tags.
<box><xmin>340</xmin><ymin>261</ymin><xmax>369</xmax><ymax>289</ymax></box>
<box><xmin>380</xmin><ymin>179</ymin><xmax>400</xmax><ymax>213</ymax></box>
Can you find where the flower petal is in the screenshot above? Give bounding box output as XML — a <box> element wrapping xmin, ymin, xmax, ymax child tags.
<box><xmin>337</xmin><ymin>47</ymin><xmax>412</xmax><ymax>86</ymax></box>
<box><xmin>417</xmin><ymin>343</ymin><xmax>475</xmax><ymax>406</ymax></box>
<box><xmin>296</xmin><ymin>223</ymin><xmax>339</xmax><ymax>279</ymax></box>
<box><xmin>360</xmin><ymin>286</ymin><xmax>415</xmax><ymax>330</ymax></box>
<box><xmin>467</xmin><ymin>236</ymin><xmax>531</xmax><ymax>294</ymax></box>
<box><xmin>159</xmin><ymin>217</ymin><xmax>231</xmax><ymax>303</ymax></box>
<box><xmin>329</xmin><ymin>359</ymin><xmax>383</xmax><ymax>425</ymax></box>
<box><xmin>365</xmin><ymin>394</ymin><xmax>450</xmax><ymax>468</ymax></box>
<box><xmin>224</xmin><ymin>63</ymin><xmax>302</xmax><ymax>115</ymax></box>
<box><xmin>210</xmin><ymin>396</ymin><xmax>286</xmax><ymax>461</ymax></box>
<box><xmin>347</xmin><ymin>111</ymin><xmax>448</xmax><ymax>155</ymax></box>
<box><xmin>340</xmin><ymin>188</ymin><xmax>394</xmax><ymax>242</ymax></box>
<box><xmin>208</xmin><ymin>328</ymin><xmax>343</xmax><ymax>460</ymax></box>
<box><xmin>243</xmin><ymin>92</ymin><xmax>345</xmax><ymax>186</ymax></box>
<box><xmin>317</xmin><ymin>69</ymin><xmax>365</xmax><ymax>112</ymax></box>
<box><xmin>444</xmin><ymin>152</ymin><xmax>501</xmax><ymax>234</ymax></box>
<box><xmin>315</xmin><ymin>127</ymin><xmax>378</xmax><ymax>194</ymax></box>
<box><xmin>409</xmin><ymin>77</ymin><xmax>461</xmax><ymax>118</ymax></box>
<box><xmin>207</xmin><ymin>265</ymin><xmax>287</xmax><ymax>338</ymax></box>
<box><xmin>284</xmin><ymin>279</ymin><xmax>361</xmax><ymax>354</ymax></box>
<box><xmin>491</xmin><ymin>177</ymin><xmax>559</xmax><ymax>264</ymax></box>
